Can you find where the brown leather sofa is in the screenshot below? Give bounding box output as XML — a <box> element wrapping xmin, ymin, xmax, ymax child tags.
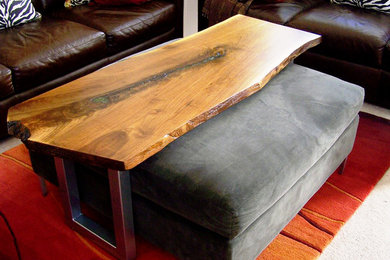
<box><xmin>201</xmin><ymin>0</ymin><xmax>390</xmax><ymax>109</ymax></box>
<box><xmin>0</xmin><ymin>0</ymin><xmax>183</xmax><ymax>139</ymax></box>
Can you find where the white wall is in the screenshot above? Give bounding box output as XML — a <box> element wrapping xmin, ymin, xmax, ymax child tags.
<box><xmin>183</xmin><ymin>0</ymin><xmax>198</xmax><ymax>36</ymax></box>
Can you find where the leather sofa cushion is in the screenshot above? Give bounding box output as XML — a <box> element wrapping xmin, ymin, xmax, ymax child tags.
<box><xmin>52</xmin><ymin>0</ymin><xmax>176</xmax><ymax>54</ymax></box>
<box><xmin>247</xmin><ymin>0</ymin><xmax>323</xmax><ymax>25</ymax></box>
<box><xmin>287</xmin><ymin>2</ymin><xmax>390</xmax><ymax>68</ymax></box>
<box><xmin>0</xmin><ymin>64</ymin><xmax>13</xmax><ymax>99</ymax></box>
<box><xmin>0</xmin><ymin>17</ymin><xmax>107</xmax><ymax>94</ymax></box>
<box><xmin>130</xmin><ymin>64</ymin><xmax>364</xmax><ymax>239</ymax></box>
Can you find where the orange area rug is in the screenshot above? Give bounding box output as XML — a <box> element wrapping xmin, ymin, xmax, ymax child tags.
<box><xmin>1</xmin><ymin>112</ymin><xmax>389</xmax><ymax>260</ymax></box>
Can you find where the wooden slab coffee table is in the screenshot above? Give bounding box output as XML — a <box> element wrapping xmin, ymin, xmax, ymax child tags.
<box><xmin>7</xmin><ymin>15</ymin><xmax>321</xmax><ymax>260</ymax></box>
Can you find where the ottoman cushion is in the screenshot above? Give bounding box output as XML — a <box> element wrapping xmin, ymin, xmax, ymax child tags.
<box><xmin>131</xmin><ymin>64</ymin><xmax>364</xmax><ymax>238</ymax></box>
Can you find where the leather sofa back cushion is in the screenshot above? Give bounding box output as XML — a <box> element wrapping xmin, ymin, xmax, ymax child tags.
<box><xmin>0</xmin><ymin>64</ymin><xmax>14</xmax><ymax>99</ymax></box>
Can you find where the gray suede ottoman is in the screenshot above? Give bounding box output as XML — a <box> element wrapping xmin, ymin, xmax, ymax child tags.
<box><xmin>30</xmin><ymin>63</ymin><xmax>364</xmax><ymax>259</ymax></box>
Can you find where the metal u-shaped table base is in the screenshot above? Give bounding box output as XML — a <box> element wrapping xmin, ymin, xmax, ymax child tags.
<box><xmin>54</xmin><ymin>157</ymin><xmax>136</xmax><ymax>259</ymax></box>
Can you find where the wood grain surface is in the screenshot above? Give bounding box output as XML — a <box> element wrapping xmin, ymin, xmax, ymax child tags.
<box><xmin>7</xmin><ymin>15</ymin><xmax>321</xmax><ymax>170</ymax></box>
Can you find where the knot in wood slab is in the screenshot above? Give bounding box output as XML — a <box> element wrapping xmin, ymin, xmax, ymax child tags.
<box><xmin>208</xmin><ymin>46</ymin><xmax>226</xmax><ymax>61</ymax></box>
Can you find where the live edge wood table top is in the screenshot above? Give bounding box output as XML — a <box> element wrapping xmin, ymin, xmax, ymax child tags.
<box><xmin>7</xmin><ymin>15</ymin><xmax>321</xmax><ymax>171</ymax></box>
